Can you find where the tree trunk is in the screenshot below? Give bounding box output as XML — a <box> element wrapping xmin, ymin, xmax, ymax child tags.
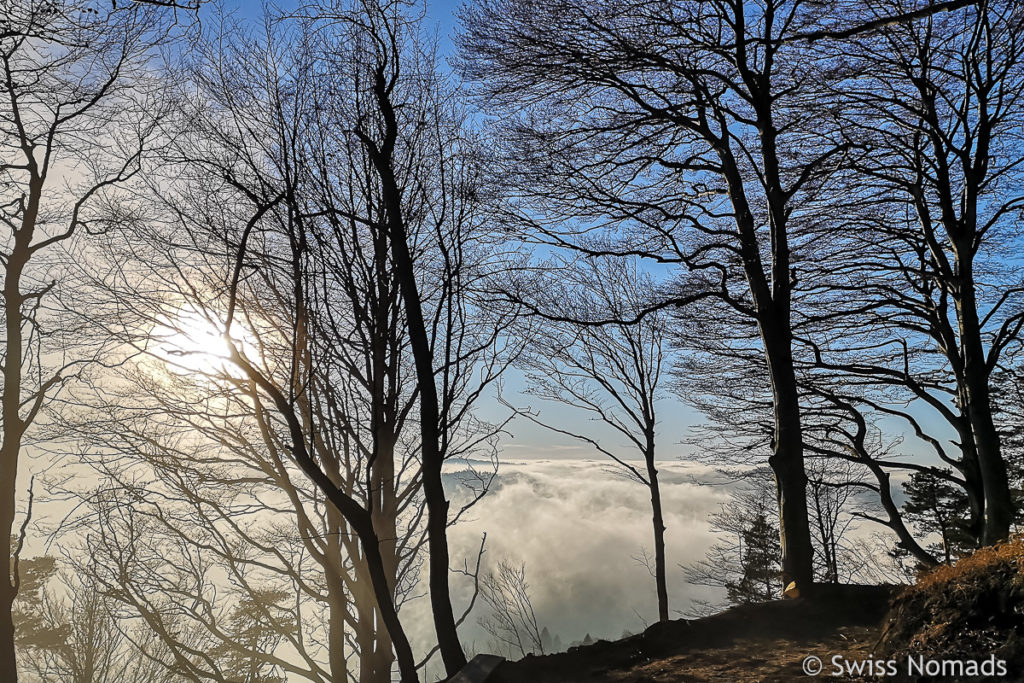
<box><xmin>956</xmin><ymin>259</ymin><xmax>1013</xmax><ymax>544</ymax></box>
<box><xmin>325</xmin><ymin>573</ymin><xmax>349</xmax><ymax>681</ymax></box>
<box><xmin>763</xmin><ymin>319</ymin><xmax>815</xmax><ymax>590</ymax></box>
<box><xmin>0</xmin><ymin>588</ymin><xmax>14</xmax><ymax>682</ymax></box>
<box><xmin>0</xmin><ymin>227</ymin><xmax>31</xmax><ymax>682</ymax></box>
<box><xmin>323</xmin><ymin>514</ymin><xmax>351</xmax><ymax>683</ymax></box>
<box><xmin>644</xmin><ymin>441</ymin><xmax>669</xmax><ymax>622</ymax></box>
<box><xmin>955</xmin><ymin>423</ymin><xmax>986</xmax><ymax>546</ymax></box>
<box><xmin>759</xmin><ymin>95</ymin><xmax>815</xmax><ymax>593</ymax></box>
<box><xmin>0</xmin><ymin>447</ymin><xmax>17</xmax><ymax>681</ymax></box>
<box><xmin>369</xmin><ymin>435</ymin><xmax>398</xmax><ymax>681</ymax></box>
<box><xmin>355</xmin><ymin>597</ymin><xmax>384</xmax><ymax>683</ymax></box>
<box><xmin>381</xmin><ymin>178</ymin><xmax>466</xmax><ymax>675</ymax></box>
<box><xmin>715</xmin><ymin>99</ymin><xmax>815</xmax><ymax>594</ymax></box>
<box><xmin>344</xmin><ymin>516</ymin><xmax>395</xmax><ymax>683</ymax></box>
<box><xmin>768</xmin><ymin>419</ymin><xmax>815</xmax><ymax>590</ymax></box>
<box><xmin>369</xmin><ymin>70</ymin><xmax>467</xmax><ymax>675</ymax></box>
<box><xmin>649</xmin><ymin>486</ymin><xmax>669</xmax><ymax>622</ymax></box>
<box><xmin>968</xmin><ymin>384</ymin><xmax>1013</xmax><ymax>545</ymax></box>
<box><xmin>347</xmin><ymin>513</ymin><xmax>418</xmax><ymax>682</ymax></box>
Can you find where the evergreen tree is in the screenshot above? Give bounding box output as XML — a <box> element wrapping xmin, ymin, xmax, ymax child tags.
<box><xmin>540</xmin><ymin>627</ymin><xmax>553</xmax><ymax>654</ymax></box>
<box><xmin>726</xmin><ymin>512</ymin><xmax>782</xmax><ymax>604</ymax></box>
<box><xmin>991</xmin><ymin>369</ymin><xmax>1024</xmax><ymax>527</ymax></box>
<box><xmin>685</xmin><ymin>471</ymin><xmax>783</xmax><ymax>608</ymax></box>
<box><xmin>901</xmin><ymin>471</ymin><xmax>976</xmax><ymax>564</ymax></box>
<box><xmin>11</xmin><ymin>555</ymin><xmax>64</xmax><ymax>654</ymax></box>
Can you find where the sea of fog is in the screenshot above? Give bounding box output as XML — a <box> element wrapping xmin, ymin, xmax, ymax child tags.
<box><xmin>402</xmin><ymin>458</ymin><xmax>740</xmax><ymax>676</ymax></box>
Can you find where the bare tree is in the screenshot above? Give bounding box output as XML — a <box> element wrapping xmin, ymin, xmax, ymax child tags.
<box><xmin>0</xmin><ymin>1</ymin><xmax>181</xmax><ymax>676</ymax></box>
<box><xmin>63</xmin><ymin>339</ymin><xmax>424</xmax><ymax>682</ymax></box>
<box><xmin>457</xmin><ymin>0</ymin><xmax>1000</xmax><ymax>594</ymax></box>
<box><xmin>818</xmin><ymin>0</ymin><xmax>1024</xmax><ymax>545</ymax></box>
<box><xmin>66</xmin><ymin>486</ymin><xmax>300</xmax><ymax>683</ymax></box>
<box><xmin>296</xmin><ymin>1</ymin><xmax>524</xmax><ymax>673</ymax></box>
<box><xmin>456</xmin><ymin>0</ymin><xmax>876</xmax><ymax>591</ymax></box>
<box><xmin>326</xmin><ymin>3</ymin><xmax>465</xmax><ymax>672</ymax></box>
<box><xmin>513</xmin><ymin>257</ymin><xmax>672</xmax><ymax>622</ymax></box>
<box><xmin>799</xmin><ymin>385</ymin><xmax>942</xmax><ymax>569</ymax></box>
<box><xmin>76</xmin><ymin>10</ymin><xmax>422</xmax><ymax>678</ymax></box>
<box><xmin>672</xmin><ymin>302</ymin><xmax>944</xmax><ymax>573</ymax></box>
<box><xmin>46</xmin><ymin>3</ymin><xmax>516</xmax><ymax>680</ymax></box>
<box><xmin>805</xmin><ymin>458</ymin><xmax>859</xmax><ymax>584</ymax></box>
<box><xmin>478</xmin><ymin>561</ymin><xmax>544</xmax><ymax>660</ymax></box>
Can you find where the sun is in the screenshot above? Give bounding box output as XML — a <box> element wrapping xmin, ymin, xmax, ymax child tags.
<box><xmin>151</xmin><ymin>308</ymin><xmax>245</xmax><ymax>377</ymax></box>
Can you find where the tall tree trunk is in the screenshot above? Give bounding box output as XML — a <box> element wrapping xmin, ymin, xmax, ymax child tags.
<box><xmin>386</xmin><ymin>217</ymin><xmax>466</xmax><ymax>674</ymax></box>
<box><xmin>368</xmin><ymin>70</ymin><xmax>467</xmax><ymax>676</ymax></box>
<box><xmin>952</xmin><ymin>413</ymin><xmax>985</xmax><ymax>546</ymax></box>
<box><xmin>645</xmin><ymin>447</ymin><xmax>669</xmax><ymax>622</ymax></box>
<box><xmin>368</xmin><ymin>252</ymin><xmax>398</xmax><ymax>680</ymax></box>
<box><xmin>0</xmin><ymin>209</ymin><xmax>33</xmax><ymax>682</ymax></box>
<box><xmin>757</xmin><ymin>76</ymin><xmax>815</xmax><ymax>593</ymax></box>
<box><xmin>715</xmin><ymin>76</ymin><xmax>815</xmax><ymax>592</ymax></box>
<box><xmin>370</xmin><ymin>435</ymin><xmax>397</xmax><ymax>680</ymax></box>
<box><xmin>0</xmin><ymin>582</ymin><xmax>14</xmax><ymax>682</ymax></box>
<box><xmin>344</xmin><ymin>508</ymin><xmax>418</xmax><ymax>682</ymax></box>
<box><xmin>325</xmin><ymin>565</ymin><xmax>349</xmax><ymax>681</ymax></box>
<box><xmin>766</xmin><ymin>370</ymin><xmax>814</xmax><ymax>590</ymax></box>
<box><xmin>721</xmin><ymin>213</ymin><xmax>816</xmax><ymax>591</ymax></box>
<box><xmin>956</xmin><ymin>266</ymin><xmax>1013</xmax><ymax>544</ymax></box>
<box><xmin>323</xmin><ymin>507</ymin><xmax>354</xmax><ymax>682</ymax></box>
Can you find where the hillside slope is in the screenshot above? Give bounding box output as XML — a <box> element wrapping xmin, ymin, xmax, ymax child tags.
<box><xmin>488</xmin><ymin>585</ymin><xmax>893</xmax><ymax>683</ymax></box>
<box><xmin>879</xmin><ymin>538</ymin><xmax>1024</xmax><ymax>680</ymax></box>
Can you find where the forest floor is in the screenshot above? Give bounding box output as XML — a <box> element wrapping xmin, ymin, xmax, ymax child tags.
<box><xmin>488</xmin><ymin>585</ymin><xmax>894</xmax><ymax>683</ymax></box>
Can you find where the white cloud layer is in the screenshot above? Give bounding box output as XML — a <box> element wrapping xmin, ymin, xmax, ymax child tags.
<box><xmin>405</xmin><ymin>457</ymin><xmax>736</xmax><ymax>667</ymax></box>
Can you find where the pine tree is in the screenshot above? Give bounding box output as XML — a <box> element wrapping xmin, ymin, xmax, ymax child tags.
<box><xmin>901</xmin><ymin>471</ymin><xmax>975</xmax><ymax>564</ymax></box>
<box><xmin>540</xmin><ymin>627</ymin><xmax>553</xmax><ymax>654</ymax></box>
<box><xmin>991</xmin><ymin>370</ymin><xmax>1024</xmax><ymax>528</ymax></box>
<box><xmin>726</xmin><ymin>512</ymin><xmax>782</xmax><ymax>604</ymax></box>
<box><xmin>684</xmin><ymin>470</ymin><xmax>784</xmax><ymax>608</ymax></box>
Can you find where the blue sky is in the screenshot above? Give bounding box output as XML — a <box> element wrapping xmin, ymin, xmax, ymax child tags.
<box><xmin>216</xmin><ymin>0</ymin><xmax>464</xmax><ymax>50</ymax></box>
<box><xmin>201</xmin><ymin>0</ymin><xmax>958</xmax><ymax>470</ymax></box>
<box><xmin>200</xmin><ymin>0</ymin><xmax>954</xmax><ymax>469</ymax></box>
<box><xmin>424</xmin><ymin>0</ymin><xmax>462</xmax><ymax>53</ymax></box>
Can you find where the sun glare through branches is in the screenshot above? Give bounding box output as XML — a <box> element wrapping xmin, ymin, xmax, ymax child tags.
<box><xmin>149</xmin><ymin>308</ymin><xmax>254</xmax><ymax>378</ymax></box>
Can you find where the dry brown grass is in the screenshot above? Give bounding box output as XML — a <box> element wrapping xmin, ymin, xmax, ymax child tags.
<box><xmin>912</xmin><ymin>535</ymin><xmax>1024</xmax><ymax>593</ymax></box>
<box><xmin>879</xmin><ymin>536</ymin><xmax>1024</xmax><ymax>678</ymax></box>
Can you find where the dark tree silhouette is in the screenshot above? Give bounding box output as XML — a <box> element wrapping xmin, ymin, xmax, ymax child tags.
<box><xmin>456</xmin><ymin>0</ymin><xmax>873</xmax><ymax>591</ymax></box>
<box><xmin>513</xmin><ymin>257</ymin><xmax>672</xmax><ymax>621</ymax></box>
<box><xmin>0</xmin><ymin>1</ymin><xmax>178</xmax><ymax>676</ymax></box>
<box><xmin>54</xmin><ymin>2</ymin><xmax>515</xmax><ymax>679</ymax></box>
<box><xmin>684</xmin><ymin>472</ymin><xmax>782</xmax><ymax>608</ymax></box>
<box><xmin>822</xmin><ymin>0</ymin><xmax>1024</xmax><ymax>545</ymax></box>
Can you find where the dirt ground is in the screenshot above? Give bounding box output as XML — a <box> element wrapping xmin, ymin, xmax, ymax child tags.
<box><xmin>489</xmin><ymin>585</ymin><xmax>893</xmax><ymax>683</ymax></box>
